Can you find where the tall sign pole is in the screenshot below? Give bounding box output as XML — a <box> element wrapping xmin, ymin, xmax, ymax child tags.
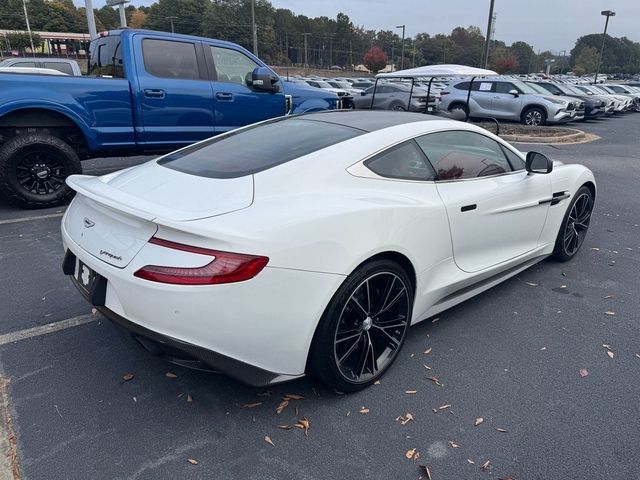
<box><xmin>482</xmin><ymin>0</ymin><xmax>495</xmax><ymax>68</ymax></box>
<box><xmin>22</xmin><ymin>0</ymin><xmax>36</xmax><ymax>53</ymax></box>
<box><xmin>251</xmin><ymin>0</ymin><xmax>258</xmax><ymax>56</ymax></box>
<box><xmin>85</xmin><ymin>0</ymin><xmax>98</xmax><ymax>40</ymax></box>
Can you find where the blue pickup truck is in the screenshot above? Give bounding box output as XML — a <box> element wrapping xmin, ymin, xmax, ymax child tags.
<box><xmin>0</xmin><ymin>29</ymin><xmax>341</xmax><ymax>208</ymax></box>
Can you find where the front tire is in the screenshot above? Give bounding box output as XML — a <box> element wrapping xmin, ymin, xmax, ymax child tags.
<box><xmin>522</xmin><ymin>107</ymin><xmax>547</xmax><ymax>126</ymax></box>
<box><xmin>552</xmin><ymin>186</ymin><xmax>594</xmax><ymax>261</ymax></box>
<box><xmin>308</xmin><ymin>259</ymin><xmax>414</xmax><ymax>392</ymax></box>
<box><xmin>0</xmin><ymin>133</ymin><xmax>81</xmax><ymax>208</ymax></box>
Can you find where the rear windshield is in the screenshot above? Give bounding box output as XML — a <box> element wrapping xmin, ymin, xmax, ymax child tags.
<box><xmin>158</xmin><ymin>118</ymin><xmax>364</xmax><ymax>178</ymax></box>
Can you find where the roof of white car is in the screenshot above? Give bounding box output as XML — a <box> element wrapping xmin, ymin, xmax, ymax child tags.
<box><xmin>298</xmin><ymin>110</ymin><xmax>439</xmax><ymax>133</ymax></box>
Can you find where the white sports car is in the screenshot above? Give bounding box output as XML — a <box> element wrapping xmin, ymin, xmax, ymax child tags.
<box><xmin>61</xmin><ymin>111</ymin><xmax>595</xmax><ymax>391</ymax></box>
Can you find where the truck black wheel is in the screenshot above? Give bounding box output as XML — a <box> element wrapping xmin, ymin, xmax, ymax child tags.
<box><xmin>0</xmin><ymin>133</ymin><xmax>81</xmax><ymax>209</ymax></box>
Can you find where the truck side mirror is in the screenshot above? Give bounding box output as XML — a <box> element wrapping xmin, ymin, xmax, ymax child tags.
<box><xmin>249</xmin><ymin>67</ymin><xmax>280</xmax><ymax>93</ymax></box>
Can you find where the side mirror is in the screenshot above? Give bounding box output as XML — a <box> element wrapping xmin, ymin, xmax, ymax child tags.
<box><xmin>526</xmin><ymin>151</ymin><xmax>553</xmax><ymax>174</ymax></box>
<box><xmin>509</xmin><ymin>89</ymin><xmax>519</xmax><ymax>97</ymax></box>
<box><xmin>249</xmin><ymin>67</ymin><xmax>280</xmax><ymax>92</ymax></box>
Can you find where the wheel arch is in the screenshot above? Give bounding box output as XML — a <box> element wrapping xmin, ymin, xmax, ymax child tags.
<box><xmin>582</xmin><ymin>180</ymin><xmax>596</xmax><ymax>200</ymax></box>
<box><xmin>521</xmin><ymin>103</ymin><xmax>547</xmax><ymax>117</ymax></box>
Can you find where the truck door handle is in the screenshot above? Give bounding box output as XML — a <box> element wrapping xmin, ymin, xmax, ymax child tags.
<box><xmin>461</xmin><ymin>204</ymin><xmax>477</xmax><ymax>212</ymax></box>
<box><xmin>215</xmin><ymin>92</ymin><xmax>234</xmax><ymax>101</ymax></box>
<box><xmin>144</xmin><ymin>89</ymin><xmax>165</xmax><ymax>99</ymax></box>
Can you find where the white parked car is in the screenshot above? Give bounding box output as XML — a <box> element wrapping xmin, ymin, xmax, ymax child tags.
<box><xmin>62</xmin><ymin>111</ymin><xmax>596</xmax><ymax>391</ymax></box>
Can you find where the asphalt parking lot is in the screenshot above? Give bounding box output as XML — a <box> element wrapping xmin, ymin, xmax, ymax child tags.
<box><xmin>0</xmin><ymin>115</ymin><xmax>639</xmax><ymax>480</ymax></box>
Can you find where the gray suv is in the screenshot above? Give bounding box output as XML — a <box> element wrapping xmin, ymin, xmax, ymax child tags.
<box><xmin>439</xmin><ymin>79</ymin><xmax>580</xmax><ymax>125</ymax></box>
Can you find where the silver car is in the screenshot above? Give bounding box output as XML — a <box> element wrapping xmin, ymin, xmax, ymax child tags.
<box><xmin>439</xmin><ymin>79</ymin><xmax>580</xmax><ymax>125</ymax></box>
<box><xmin>352</xmin><ymin>83</ymin><xmax>436</xmax><ymax>112</ymax></box>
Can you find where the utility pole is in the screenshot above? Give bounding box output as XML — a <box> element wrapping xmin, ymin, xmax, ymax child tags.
<box><xmin>391</xmin><ymin>41</ymin><xmax>395</xmax><ymax>72</ymax></box>
<box><xmin>84</xmin><ymin>0</ymin><xmax>98</xmax><ymax>40</ymax></box>
<box><xmin>302</xmin><ymin>33</ymin><xmax>311</xmax><ymax>70</ymax></box>
<box><xmin>349</xmin><ymin>39</ymin><xmax>353</xmax><ymax>70</ymax></box>
<box><xmin>167</xmin><ymin>16</ymin><xmax>177</xmax><ymax>33</ymax></box>
<box><xmin>482</xmin><ymin>0</ymin><xmax>495</xmax><ymax>68</ymax></box>
<box><xmin>594</xmin><ymin>10</ymin><xmax>615</xmax><ymax>84</ymax></box>
<box><xmin>251</xmin><ymin>0</ymin><xmax>258</xmax><ymax>56</ymax></box>
<box><xmin>118</xmin><ymin>3</ymin><xmax>127</xmax><ymax>28</ymax></box>
<box><xmin>396</xmin><ymin>25</ymin><xmax>405</xmax><ymax>70</ymax></box>
<box><xmin>22</xmin><ymin>0</ymin><xmax>36</xmax><ymax>53</ymax></box>
<box><xmin>412</xmin><ymin>43</ymin><xmax>416</xmax><ymax>67</ymax></box>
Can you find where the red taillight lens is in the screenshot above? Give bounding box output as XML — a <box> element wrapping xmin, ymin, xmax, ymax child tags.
<box><xmin>440</xmin><ymin>91</ymin><xmax>450</xmax><ymax>96</ymax></box>
<box><xmin>134</xmin><ymin>237</ymin><xmax>268</xmax><ymax>285</ymax></box>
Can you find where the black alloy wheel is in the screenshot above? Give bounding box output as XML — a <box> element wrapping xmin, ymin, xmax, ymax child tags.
<box><xmin>552</xmin><ymin>186</ymin><xmax>594</xmax><ymax>261</ymax></box>
<box><xmin>309</xmin><ymin>259</ymin><xmax>413</xmax><ymax>391</ymax></box>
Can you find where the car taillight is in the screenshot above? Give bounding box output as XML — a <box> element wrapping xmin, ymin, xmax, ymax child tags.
<box><xmin>440</xmin><ymin>91</ymin><xmax>450</xmax><ymax>96</ymax></box>
<box><xmin>134</xmin><ymin>237</ymin><xmax>268</xmax><ymax>285</ymax></box>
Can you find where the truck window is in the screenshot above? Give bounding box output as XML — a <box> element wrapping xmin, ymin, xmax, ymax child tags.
<box><xmin>13</xmin><ymin>62</ymin><xmax>37</xmax><ymax>68</ymax></box>
<box><xmin>89</xmin><ymin>35</ymin><xmax>124</xmax><ymax>78</ymax></box>
<box><xmin>43</xmin><ymin>62</ymin><xmax>73</xmax><ymax>75</ymax></box>
<box><xmin>209</xmin><ymin>46</ymin><xmax>258</xmax><ymax>86</ymax></box>
<box><xmin>142</xmin><ymin>39</ymin><xmax>200</xmax><ymax>80</ymax></box>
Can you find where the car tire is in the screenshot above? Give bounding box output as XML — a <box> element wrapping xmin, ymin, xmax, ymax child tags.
<box><xmin>448</xmin><ymin>102</ymin><xmax>469</xmax><ymax>116</ymax></box>
<box><xmin>0</xmin><ymin>133</ymin><xmax>81</xmax><ymax>209</ymax></box>
<box><xmin>308</xmin><ymin>258</ymin><xmax>414</xmax><ymax>392</ymax></box>
<box><xmin>522</xmin><ymin>107</ymin><xmax>547</xmax><ymax>126</ymax></box>
<box><xmin>551</xmin><ymin>186</ymin><xmax>594</xmax><ymax>262</ymax></box>
<box><xmin>391</xmin><ymin>103</ymin><xmax>406</xmax><ymax>111</ymax></box>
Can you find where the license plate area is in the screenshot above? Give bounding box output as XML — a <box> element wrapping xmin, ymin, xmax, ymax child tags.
<box><xmin>75</xmin><ymin>259</ymin><xmax>96</xmax><ymax>295</ymax></box>
<box><xmin>64</xmin><ymin>250</ymin><xmax>107</xmax><ymax>306</ymax></box>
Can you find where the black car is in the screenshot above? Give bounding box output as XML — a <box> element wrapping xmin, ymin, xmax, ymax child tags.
<box><xmin>529</xmin><ymin>81</ymin><xmax>607</xmax><ymax>119</ymax></box>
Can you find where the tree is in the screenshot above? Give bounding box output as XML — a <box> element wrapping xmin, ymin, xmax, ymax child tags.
<box><xmin>363</xmin><ymin>47</ymin><xmax>387</xmax><ymax>74</ymax></box>
<box><xmin>493</xmin><ymin>54</ymin><xmax>518</xmax><ymax>73</ymax></box>
<box><xmin>5</xmin><ymin>32</ymin><xmax>42</xmax><ymax>52</ymax></box>
<box><xmin>129</xmin><ymin>10</ymin><xmax>147</xmax><ymax>29</ymax></box>
<box><xmin>573</xmin><ymin>46</ymin><xmax>599</xmax><ymax>74</ymax></box>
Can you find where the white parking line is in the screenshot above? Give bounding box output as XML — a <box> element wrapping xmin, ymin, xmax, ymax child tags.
<box><xmin>0</xmin><ymin>212</ymin><xmax>64</xmax><ymax>226</ymax></box>
<box><xmin>0</xmin><ymin>313</ymin><xmax>98</xmax><ymax>346</ymax></box>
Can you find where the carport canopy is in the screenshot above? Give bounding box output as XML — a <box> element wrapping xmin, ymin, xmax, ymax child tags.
<box><xmin>376</xmin><ymin>64</ymin><xmax>498</xmax><ymax>79</ymax></box>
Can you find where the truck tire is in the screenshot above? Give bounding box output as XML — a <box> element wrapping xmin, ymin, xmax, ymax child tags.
<box><xmin>0</xmin><ymin>133</ymin><xmax>81</xmax><ymax>209</ymax></box>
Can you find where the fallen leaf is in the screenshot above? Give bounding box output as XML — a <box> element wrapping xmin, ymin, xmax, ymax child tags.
<box><xmin>604</xmin><ymin>311</ymin><xmax>616</xmax><ymax>316</ymax></box>
<box><xmin>448</xmin><ymin>441</ymin><xmax>460</xmax><ymax>448</ymax></box>
<box><xmin>431</xmin><ymin>318</ymin><xmax>440</xmax><ymax>324</ymax></box>
<box><xmin>607</xmin><ymin>351</ymin><xmax>615</xmax><ymax>359</ymax></box>
<box><xmin>187</xmin><ymin>458</ymin><xmax>198</xmax><ymax>465</ymax></box>
<box><xmin>277</xmin><ymin>424</ymin><xmax>291</xmax><ymax>430</ymax></box>
<box><xmin>579</xmin><ymin>368</ymin><xmax>589</xmax><ymax>377</ymax></box>
<box><xmin>495</xmin><ymin>428</ymin><xmax>508</xmax><ymax>433</ymax></box>
<box><xmin>604</xmin><ymin>295</ymin><xmax>614</xmax><ymax>299</ymax></box>
<box><xmin>284</xmin><ymin>394</ymin><xmax>304</xmax><ymax>400</ymax></box>
<box><xmin>405</xmin><ymin>448</ymin><xmax>417</xmax><ymax>459</ymax></box>
<box><xmin>91</xmin><ymin>307</ymin><xmax>97</xmax><ymax>315</ymax></box>
<box><xmin>264</xmin><ymin>436</ymin><xmax>275</xmax><ymax>446</ymax></box>
<box><xmin>346</xmin><ymin>410</ymin><xmax>351</xmax><ymax>417</ymax></box>
<box><xmin>359</xmin><ymin>407</ymin><xmax>370</xmax><ymax>414</ymax></box>
<box><xmin>186</xmin><ymin>394</ymin><xmax>193</xmax><ymax>402</ymax></box>
<box><xmin>405</xmin><ymin>390</ymin><xmax>417</xmax><ymax>394</ymax></box>
<box><xmin>467</xmin><ymin>459</ymin><xmax>475</xmax><ymax>464</ymax></box>
<box><xmin>177</xmin><ymin>393</ymin><xmax>184</xmax><ymax>399</ymax></box>
<box><xmin>241</xmin><ymin>402</ymin><xmax>262</xmax><ymax>409</ymax></box>
<box><xmin>602</xmin><ymin>343</ymin><xmax>612</xmax><ymax>349</ymax></box>
<box><xmin>438</xmin><ymin>404</ymin><xmax>451</xmax><ymax>410</ymax></box>
<box><xmin>424</xmin><ymin>347</ymin><xmax>432</xmax><ymax>354</ymax></box>
<box><xmin>165</xmin><ymin>372</ymin><xmax>178</xmax><ymax>378</ymax></box>
<box><xmin>374</xmin><ymin>380</ymin><xmax>381</xmax><ymax>385</ymax></box>
<box><xmin>635</xmin><ymin>354</ymin><xmax>640</xmax><ymax>360</ymax></box>
<box><xmin>295</xmin><ymin>417</ymin><xmax>311</xmax><ymax>436</ymax></box>
<box><xmin>122</xmin><ymin>373</ymin><xmax>134</xmax><ymax>382</ymax></box>
<box><xmin>423</xmin><ymin>364</ymin><xmax>432</xmax><ymax>370</ymax></box>
<box><xmin>525</xmin><ymin>282</ymin><xmax>538</xmax><ymax>286</ymax></box>
<box><xmin>276</xmin><ymin>400</ymin><xmax>289</xmax><ymax>414</ymax></box>
<box><xmin>132</xmin><ymin>396</ymin><xmax>137</xmax><ymax>402</ymax></box>
<box><xmin>559</xmin><ymin>285</ymin><xmax>567</xmax><ymax>289</ymax></box>
<box><xmin>429</xmin><ymin>376</ymin><xmax>443</xmax><ymax>386</ymax></box>
<box><xmin>590</xmin><ymin>247</ymin><xmax>600</xmax><ymax>251</ymax></box>
<box><xmin>481</xmin><ymin>460</ymin><xmax>491</xmax><ymax>471</ymax></box>
<box><xmin>397</xmin><ymin>413</ymin><xmax>414</xmax><ymax>425</ymax></box>
<box><xmin>419</xmin><ymin>464</ymin><xmax>432</xmax><ymax>480</ymax></box>
<box><xmin>474</xmin><ymin>417</ymin><xmax>484</xmax><ymax>426</ymax></box>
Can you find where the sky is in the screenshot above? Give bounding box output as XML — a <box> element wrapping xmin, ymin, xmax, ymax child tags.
<box><xmin>77</xmin><ymin>0</ymin><xmax>640</xmax><ymax>53</ymax></box>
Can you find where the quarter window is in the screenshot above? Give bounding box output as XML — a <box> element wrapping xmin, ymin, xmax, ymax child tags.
<box><xmin>416</xmin><ymin>131</ymin><xmax>513</xmax><ymax>180</ymax></box>
<box><xmin>364</xmin><ymin>141</ymin><xmax>436</xmax><ymax>181</ymax></box>
<box><xmin>210</xmin><ymin>46</ymin><xmax>259</xmax><ymax>85</ymax></box>
<box><xmin>142</xmin><ymin>39</ymin><xmax>200</xmax><ymax>80</ymax></box>
<box><xmin>43</xmin><ymin>62</ymin><xmax>73</xmax><ymax>75</ymax></box>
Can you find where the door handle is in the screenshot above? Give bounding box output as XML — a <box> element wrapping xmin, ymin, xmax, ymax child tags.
<box><xmin>216</xmin><ymin>92</ymin><xmax>234</xmax><ymax>101</ymax></box>
<box><xmin>144</xmin><ymin>89</ymin><xmax>165</xmax><ymax>99</ymax></box>
<box><xmin>461</xmin><ymin>204</ymin><xmax>477</xmax><ymax>212</ymax></box>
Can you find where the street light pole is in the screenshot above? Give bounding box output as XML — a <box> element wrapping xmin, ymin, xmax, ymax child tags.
<box><xmin>594</xmin><ymin>10</ymin><xmax>615</xmax><ymax>84</ymax></box>
<box><xmin>396</xmin><ymin>25</ymin><xmax>405</xmax><ymax>70</ymax></box>
<box><xmin>482</xmin><ymin>0</ymin><xmax>495</xmax><ymax>68</ymax></box>
<box><xmin>22</xmin><ymin>0</ymin><xmax>36</xmax><ymax>53</ymax></box>
<box><xmin>251</xmin><ymin>0</ymin><xmax>258</xmax><ymax>56</ymax></box>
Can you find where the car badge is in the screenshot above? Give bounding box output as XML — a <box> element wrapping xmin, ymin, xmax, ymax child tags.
<box><xmin>83</xmin><ymin>217</ymin><xmax>95</xmax><ymax>228</ymax></box>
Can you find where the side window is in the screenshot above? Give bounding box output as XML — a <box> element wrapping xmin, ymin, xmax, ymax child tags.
<box><xmin>89</xmin><ymin>36</ymin><xmax>125</xmax><ymax>78</ymax></box>
<box><xmin>210</xmin><ymin>46</ymin><xmax>258</xmax><ymax>85</ymax></box>
<box><xmin>44</xmin><ymin>62</ymin><xmax>73</xmax><ymax>75</ymax></box>
<box><xmin>142</xmin><ymin>39</ymin><xmax>200</xmax><ymax>80</ymax></box>
<box><xmin>495</xmin><ymin>82</ymin><xmax>516</xmax><ymax>94</ymax></box>
<box><xmin>501</xmin><ymin>146</ymin><xmax>526</xmax><ymax>171</ymax></box>
<box><xmin>14</xmin><ymin>61</ymin><xmax>37</xmax><ymax>67</ymax></box>
<box><xmin>416</xmin><ymin>131</ymin><xmax>513</xmax><ymax>180</ymax></box>
<box><xmin>364</xmin><ymin>140</ymin><xmax>436</xmax><ymax>181</ymax></box>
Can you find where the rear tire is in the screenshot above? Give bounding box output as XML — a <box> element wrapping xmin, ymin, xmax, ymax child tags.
<box><xmin>391</xmin><ymin>103</ymin><xmax>406</xmax><ymax>111</ymax></box>
<box><xmin>552</xmin><ymin>186</ymin><xmax>594</xmax><ymax>261</ymax></box>
<box><xmin>308</xmin><ymin>259</ymin><xmax>414</xmax><ymax>392</ymax></box>
<box><xmin>522</xmin><ymin>107</ymin><xmax>547</xmax><ymax>126</ymax></box>
<box><xmin>448</xmin><ymin>102</ymin><xmax>469</xmax><ymax>116</ymax></box>
<box><xmin>0</xmin><ymin>133</ymin><xmax>81</xmax><ymax>208</ymax></box>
